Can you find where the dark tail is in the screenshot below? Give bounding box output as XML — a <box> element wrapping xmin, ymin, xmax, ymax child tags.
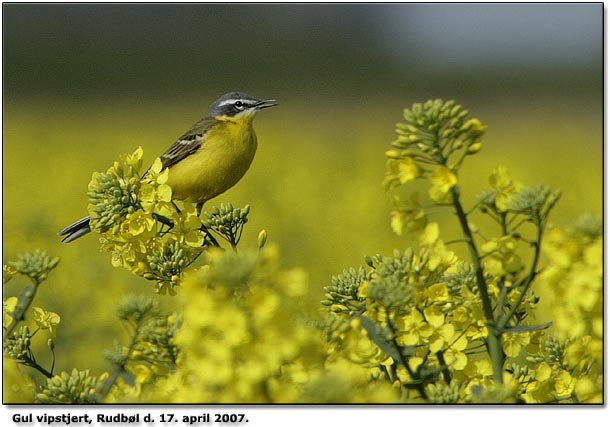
<box><xmin>58</xmin><ymin>216</ymin><xmax>92</xmax><ymax>243</ymax></box>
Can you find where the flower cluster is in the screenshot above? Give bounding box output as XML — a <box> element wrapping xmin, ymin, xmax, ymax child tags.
<box><xmin>521</xmin><ymin>214</ymin><xmax>603</xmax><ymax>403</ymax></box>
<box><xmin>321</xmin><ymin>99</ymin><xmax>601</xmax><ymax>403</ymax></box>
<box><xmin>137</xmin><ymin>246</ymin><xmax>318</xmax><ymax>402</ymax></box>
<box><xmin>3</xmin><ymin>325</ymin><xmax>32</xmax><ymax>362</ymax></box>
<box><xmin>5</xmin><ymin>250</ymin><xmax>60</xmax><ymax>286</ymax></box>
<box><xmin>36</xmin><ymin>369</ymin><xmax>107</xmax><ymax>404</ymax></box>
<box><xmin>322</xmin><ymin>266</ymin><xmax>369</xmax><ymax>315</ymax></box>
<box><xmin>324</xmin><ymin>245</ymin><xmax>495</xmax><ymax>402</ymax></box>
<box><xmin>202</xmin><ymin>203</ymin><xmax>250</xmax><ymax>248</ymax></box>
<box><xmin>88</xmin><ymin>148</ymin><xmax>144</xmax><ymax>234</ymax></box>
<box><xmin>126</xmin><ymin>246</ymin><xmax>397</xmax><ymax>403</ymax></box>
<box><xmin>102</xmin><ymin>296</ymin><xmax>181</xmax><ymax>402</ymax></box>
<box><xmin>3</xmin><ymin>251</ymin><xmax>61</xmax><ymax>382</ymax></box>
<box><xmin>86</xmin><ymin>148</ymin><xmax>211</xmax><ymax>294</ymax></box>
<box><xmin>384</xmin><ymin>99</ymin><xmax>485</xmax><ymax>204</ymax></box>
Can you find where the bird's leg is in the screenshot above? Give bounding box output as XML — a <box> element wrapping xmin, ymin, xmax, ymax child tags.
<box><xmin>153</xmin><ymin>201</ymin><xmax>182</xmax><ymax>234</ymax></box>
<box><xmin>196</xmin><ymin>202</ymin><xmax>204</xmax><ymax>216</ymax></box>
<box><xmin>153</xmin><ymin>213</ymin><xmax>175</xmax><ymax>233</ymax></box>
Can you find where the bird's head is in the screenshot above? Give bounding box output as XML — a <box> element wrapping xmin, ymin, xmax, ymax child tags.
<box><xmin>207</xmin><ymin>91</ymin><xmax>278</xmax><ymax>119</ymax></box>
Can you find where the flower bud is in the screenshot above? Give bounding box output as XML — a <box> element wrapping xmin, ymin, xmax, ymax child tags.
<box><xmin>257</xmin><ymin>229</ymin><xmax>268</xmax><ymax>249</ymax></box>
<box><xmin>467</xmin><ymin>142</ymin><xmax>482</xmax><ymax>154</ymax></box>
<box><xmin>385</xmin><ymin>149</ymin><xmax>401</xmax><ymax>159</ymax></box>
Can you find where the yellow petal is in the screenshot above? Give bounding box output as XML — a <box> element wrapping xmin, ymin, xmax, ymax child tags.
<box><xmin>423</xmin><ymin>306</ymin><xmax>445</xmax><ymax>328</ymax></box>
<box><xmin>390</xmin><ymin>211</ymin><xmax>405</xmax><ymax>236</ymax></box>
<box><xmin>554</xmin><ymin>370</ymin><xmax>575</xmax><ymax>397</ymax></box>
<box><xmin>156</xmin><ymin>184</ymin><xmax>173</xmax><ymax>202</ymax></box>
<box><xmin>398</xmin><ymin>157</ymin><xmax>419</xmax><ymax>184</ymax></box>
<box><xmin>430</xmin><ymin>166</ymin><xmax>457</xmax><ymax>193</ymax></box>
<box><xmin>419</xmin><ymin>222</ymin><xmax>440</xmax><ymax>246</ymax></box>
<box><xmin>149</xmin><ymin>157</ymin><xmax>163</xmax><ymax>175</ymax></box>
<box><xmin>489</xmin><ymin>165</ymin><xmax>511</xmax><ymax>191</ymax></box>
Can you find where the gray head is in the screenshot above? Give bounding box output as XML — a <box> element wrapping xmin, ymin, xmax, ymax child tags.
<box><xmin>206</xmin><ymin>91</ymin><xmax>278</xmax><ymax>118</ymax></box>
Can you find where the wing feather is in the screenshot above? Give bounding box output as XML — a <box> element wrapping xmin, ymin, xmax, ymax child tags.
<box><xmin>160</xmin><ymin>117</ymin><xmax>216</xmax><ymax>170</ymax></box>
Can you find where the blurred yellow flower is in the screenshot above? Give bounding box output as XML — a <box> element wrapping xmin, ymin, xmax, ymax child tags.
<box><xmin>502</xmin><ymin>332</ymin><xmax>530</xmax><ymax>358</ymax></box>
<box><xmin>553</xmin><ymin>370</ymin><xmax>575</xmax><ymax>398</ymax></box>
<box><xmin>397</xmin><ymin>157</ymin><xmax>419</xmax><ymax>184</ymax></box>
<box><xmin>488</xmin><ymin>165</ymin><xmax>520</xmax><ymax>211</ymax></box>
<box><xmin>482</xmin><ymin>236</ymin><xmax>522</xmax><ymax>276</ymax></box>
<box><xmin>400</xmin><ymin>310</ymin><xmax>431</xmax><ymax>346</ymax></box>
<box><xmin>428</xmin><ymin>166</ymin><xmax>457</xmax><ymax>201</ymax></box>
<box><xmin>3</xmin><ymin>297</ymin><xmax>18</xmax><ymax>328</ymax></box>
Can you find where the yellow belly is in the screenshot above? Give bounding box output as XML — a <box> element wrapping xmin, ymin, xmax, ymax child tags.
<box><xmin>166</xmin><ymin>119</ymin><xmax>258</xmax><ymax>203</ymax></box>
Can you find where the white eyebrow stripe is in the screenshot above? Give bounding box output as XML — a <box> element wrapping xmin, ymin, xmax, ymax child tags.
<box><xmin>218</xmin><ymin>98</ymin><xmax>256</xmax><ymax>107</ymax></box>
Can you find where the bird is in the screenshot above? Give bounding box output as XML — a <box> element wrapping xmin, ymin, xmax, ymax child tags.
<box><xmin>58</xmin><ymin>91</ymin><xmax>277</xmax><ymax>243</ymax></box>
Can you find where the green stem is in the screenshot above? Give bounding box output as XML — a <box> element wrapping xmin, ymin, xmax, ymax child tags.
<box><xmin>498</xmin><ymin>219</ymin><xmax>544</xmax><ymax>329</ymax></box>
<box><xmin>436</xmin><ymin>351</ymin><xmax>452</xmax><ymax>384</ymax></box>
<box><xmin>450</xmin><ymin>185</ymin><xmax>504</xmax><ymax>384</ymax></box>
<box><xmin>387</xmin><ymin>319</ymin><xmax>427</xmax><ymax>400</ymax></box>
<box><xmin>23</xmin><ymin>359</ymin><xmax>53</xmax><ymax>379</ymax></box>
<box><xmin>97</xmin><ymin>318</ymin><xmax>145</xmax><ymax>401</ymax></box>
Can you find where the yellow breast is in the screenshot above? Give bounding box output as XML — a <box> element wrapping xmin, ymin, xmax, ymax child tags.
<box><xmin>166</xmin><ymin>116</ymin><xmax>258</xmax><ymax>203</ymax></box>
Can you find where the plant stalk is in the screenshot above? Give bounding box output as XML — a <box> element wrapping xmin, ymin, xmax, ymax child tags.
<box><xmin>450</xmin><ymin>185</ymin><xmax>504</xmax><ymax>383</ymax></box>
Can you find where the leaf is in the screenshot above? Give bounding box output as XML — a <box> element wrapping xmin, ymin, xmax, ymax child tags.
<box><xmin>358</xmin><ymin>315</ymin><xmax>402</xmax><ymax>364</ymax></box>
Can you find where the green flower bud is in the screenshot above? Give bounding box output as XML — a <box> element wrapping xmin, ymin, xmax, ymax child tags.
<box><xmin>257</xmin><ymin>229</ymin><xmax>268</xmax><ymax>249</ymax></box>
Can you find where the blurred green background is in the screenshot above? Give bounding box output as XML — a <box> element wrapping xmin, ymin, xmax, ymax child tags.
<box><xmin>3</xmin><ymin>4</ymin><xmax>602</xmax><ymax>378</ymax></box>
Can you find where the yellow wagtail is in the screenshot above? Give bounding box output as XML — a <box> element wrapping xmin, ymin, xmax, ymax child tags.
<box><xmin>58</xmin><ymin>91</ymin><xmax>278</xmax><ymax>243</ymax></box>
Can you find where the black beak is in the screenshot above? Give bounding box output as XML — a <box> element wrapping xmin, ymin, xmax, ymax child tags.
<box><xmin>256</xmin><ymin>99</ymin><xmax>279</xmax><ymax>109</ymax></box>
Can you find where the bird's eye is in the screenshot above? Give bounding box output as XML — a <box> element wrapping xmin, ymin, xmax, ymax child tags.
<box><xmin>234</xmin><ymin>101</ymin><xmax>244</xmax><ymax>109</ymax></box>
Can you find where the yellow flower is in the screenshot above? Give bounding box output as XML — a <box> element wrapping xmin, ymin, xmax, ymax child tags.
<box><xmin>389</xmin><ymin>193</ymin><xmax>426</xmax><ymax>236</ymax></box>
<box><xmin>139</xmin><ymin>183</ymin><xmax>173</xmax><ymax>217</ymax></box>
<box><xmin>423</xmin><ymin>306</ymin><xmax>455</xmax><ymax>352</ymax></box>
<box><xmin>482</xmin><ymin>236</ymin><xmax>522</xmax><ymax>276</ymax></box>
<box><xmin>145</xmin><ymin>158</ymin><xmax>168</xmax><ymax>184</ymax></box>
<box><xmin>464</xmin><ymin>359</ymin><xmax>493</xmax><ymax>379</ymax></box>
<box><xmin>344</xmin><ymin>321</ymin><xmax>388</xmax><ymax>366</ymax></box>
<box><xmin>172</xmin><ymin>203</ymin><xmax>205</xmax><ymax>248</ymax></box>
<box><xmin>502</xmin><ymin>332</ymin><xmax>530</xmax><ymax>358</ymax></box>
<box><xmin>574</xmin><ymin>375</ymin><xmax>603</xmax><ymax>403</ymax></box>
<box><xmin>400</xmin><ymin>310</ymin><xmax>432</xmax><ymax>346</ymax></box>
<box><xmin>583</xmin><ymin>238</ymin><xmax>602</xmax><ymax>270</ymax></box>
<box><xmin>443</xmin><ymin>333</ymin><xmax>469</xmax><ymax>370</ymax></box>
<box><xmin>389</xmin><ymin>211</ymin><xmax>405</xmax><ymax>236</ymax></box>
<box><xmin>428</xmin><ymin>166</ymin><xmax>457</xmax><ymax>202</ymax></box>
<box><xmin>419</xmin><ymin>222</ymin><xmax>440</xmax><ymax>246</ymax></box>
<box><xmin>3</xmin><ymin>265</ymin><xmax>18</xmax><ymax>284</ymax></box>
<box><xmin>3</xmin><ymin>297</ymin><xmax>18</xmax><ymax>328</ymax></box>
<box><xmin>488</xmin><ymin>166</ymin><xmax>519</xmax><ymax>211</ymax></box>
<box><xmin>384</xmin><ymin>157</ymin><xmax>420</xmax><ymax>190</ymax></box>
<box><xmin>425</xmin><ymin>283</ymin><xmax>449</xmax><ymax>303</ymax></box>
<box><xmin>126</xmin><ymin>211</ymin><xmax>156</xmax><ymax>237</ymax></box>
<box><xmin>249</xmin><ymin>290</ymin><xmax>280</xmax><ymax>325</ymax></box>
<box><xmin>553</xmin><ymin>370</ymin><xmax>575</xmax><ymax>398</ymax></box>
<box><xmin>397</xmin><ymin>157</ymin><xmax>419</xmax><ymax>184</ymax></box>
<box><xmin>32</xmin><ymin>307</ymin><xmax>61</xmax><ymax>337</ymax></box>
<box><xmin>130</xmin><ymin>364</ymin><xmax>154</xmax><ymax>386</ymax></box>
<box><xmin>125</xmin><ymin>146</ymin><xmax>144</xmax><ymax>170</ymax></box>
<box><xmin>535</xmin><ymin>362</ymin><xmax>552</xmax><ymax>382</ymax></box>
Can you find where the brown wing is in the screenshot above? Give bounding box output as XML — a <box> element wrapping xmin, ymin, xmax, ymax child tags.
<box><xmin>160</xmin><ymin>117</ymin><xmax>216</xmax><ymax>170</ymax></box>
